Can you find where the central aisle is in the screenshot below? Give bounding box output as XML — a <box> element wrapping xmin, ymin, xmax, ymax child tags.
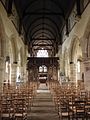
<box><xmin>28</xmin><ymin>83</ymin><xmax>59</xmax><ymax>120</ymax></box>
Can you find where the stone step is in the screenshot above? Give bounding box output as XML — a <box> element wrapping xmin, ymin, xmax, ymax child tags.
<box><xmin>28</xmin><ymin>113</ymin><xmax>59</xmax><ymax>120</ymax></box>
<box><xmin>28</xmin><ymin>84</ymin><xmax>59</xmax><ymax>120</ymax></box>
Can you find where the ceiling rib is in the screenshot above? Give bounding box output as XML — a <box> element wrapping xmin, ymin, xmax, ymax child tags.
<box><xmin>14</xmin><ymin>0</ymin><xmax>76</xmax><ymax>55</ymax></box>
<box><xmin>24</xmin><ymin>17</ymin><xmax>60</xmax><ymax>39</ymax></box>
<box><xmin>22</xmin><ymin>0</ymin><xmax>65</xmax><ymax>19</ymax></box>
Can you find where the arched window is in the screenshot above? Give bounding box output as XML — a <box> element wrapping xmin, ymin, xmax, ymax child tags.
<box><xmin>39</xmin><ymin>66</ymin><xmax>43</xmax><ymax>72</ymax></box>
<box><xmin>37</xmin><ymin>49</ymin><xmax>48</xmax><ymax>57</ymax></box>
<box><xmin>44</xmin><ymin>66</ymin><xmax>47</xmax><ymax>72</ymax></box>
<box><xmin>39</xmin><ymin>65</ymin><xmax>47</xmax><ymax>73</ymax></box>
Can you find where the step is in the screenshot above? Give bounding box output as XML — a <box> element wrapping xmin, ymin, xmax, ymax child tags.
<box><xmin>29</xmin><ymin>87</ymin><xmax>59</xmax><ymax>120</ymax></box>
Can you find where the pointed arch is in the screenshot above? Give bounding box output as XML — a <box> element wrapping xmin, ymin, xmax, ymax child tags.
<box><xmin>0</xmin><ymin>15</ymin><xmax>6</xmax><ymax>57</ymax></box>
<box><xmin>69</xmin><ymin>36</ymin><xmax>82</xmax><ymax>63</ymax></box>
<box><xmin>82</xmin><ymin>17</ymin><xmax>90</xmax><ymax>58</ymax></box>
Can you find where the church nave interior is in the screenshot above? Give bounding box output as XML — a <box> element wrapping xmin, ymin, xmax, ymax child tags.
<box><xmin>0</xmin><ymin>0</ymin><xmax>90</xmax><ymax>119</ymax></box>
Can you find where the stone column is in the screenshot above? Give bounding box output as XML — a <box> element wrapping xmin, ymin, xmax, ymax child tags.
<box><xmin>23</xmin><ymin>69</ymin><xmax>28</xmax><ymax>83</ymax></box>
<box><xmin>48</xmin><ymin>66</ymin><xmax>53</xmax><ymax>81</ymax></box>
<box><xmin>52</xmin><ymin>66</ymin><xmax>58</xmax><ymax>81</ymax></box>
<box><xmin>84</xmin><ymin>60</ymin><xmax>90</xmax><ymax>90</ymax></box>
<box><xmin>70</xmin><ymin>63</ymin><xmax>74</xmax><ymax>81</ymax></box>
<box><xmin>11</xmin><ymin>63</ymin><xmax>17</xmax><ymax>86</ymax></box>
<box><xmin>0</xmin><ymin>57</ymin><xmax>5</xmax><ymax>91</ymax></box>
<box><xmin>70</xmin><ymin>63</ymin><xmax>76</xmax><ymax>83</ymax></box>
<box><xmin>20</xmin><ymin>66</ymin><xmax>26</xmax><ymax>83</ymax></box>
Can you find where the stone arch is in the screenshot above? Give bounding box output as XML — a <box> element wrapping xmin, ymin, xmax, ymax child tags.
<box><xmin>69</xmin><ymin>36</ymin><xmax>83</xmax><ymax>82</ymax></box>
<box><xmin>0</xmin><ymin>15</ymin><xmax>6</xmax><ymax>58</ymax></box>
<box><xmin>81</xmin><ymin>17</ymin><xmax>90</xmax><ymax>90</ymax></box>
<box><xmin>83</xmin><ymin>16</ymin><xmax>90</xmax><ymax>39</ymax></box>
<box><xmin>82</xmin><ymin>17</ymin><xmax>90</xmax><ymax>59</ymax></box>
<box><xmin>0</xmin><ymin>15</ymin><xmax>7</xmax><ymax>87</ymax></box>
<box><xmin>69</xmin><ymin>36</ymin><xmax>82</xmax><ymax>63</ymax></box>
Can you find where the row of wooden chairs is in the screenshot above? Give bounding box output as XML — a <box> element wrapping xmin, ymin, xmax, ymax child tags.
<box><xmin>0</xmin><ymin>81</ymin><xmax>37</xmax><ymax>120</ymax></box>
<box><xmin>49</xmin><ymin>81</ymin><xmax>90</xmax><ymax>120</ymax></box>
<box><xmin>0</xmin><ymin>96</ymin><xmax>27</xmax><ymax>120</ymax></box>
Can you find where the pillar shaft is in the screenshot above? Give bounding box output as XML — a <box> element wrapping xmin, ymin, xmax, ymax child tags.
<box><xmin>11</xmin><ymin>63</ymin><xmax>17</xmax><ymax>85</ymax></box>
<box><xmin>0</xmin><ymin>57</ymin><xmax>5</xmax><ymax>90</ymax></box>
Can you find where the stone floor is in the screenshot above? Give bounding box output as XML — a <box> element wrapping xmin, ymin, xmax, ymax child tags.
<box><xmin>28</xmin><ymin>83</ymin><xmax>59</xmax><ymax>120</ymax></box>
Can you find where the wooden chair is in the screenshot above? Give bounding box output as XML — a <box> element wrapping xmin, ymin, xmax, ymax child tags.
<box><xmin>1</xmin><ymin>95</ymin><xmax>14</xmax><ymax>120</ymax></box>
<box><xmin>72</xmin><ymin>99</ymin><xmax>86</xmax><ymax>120</ymax></box>
<box><xmin>85</xmin><ymin>96</ymin><xmax>90</xmax><ymax>120</ymax></box>
<box><xmin>58</xmin><ymin>98</ymin><xmax>73</xmax><ymax>120</ymax></box>
<box><xmin>13</xmin><ymin>98</ymin><xmax>27</xmax><ymax>120</ymax></box>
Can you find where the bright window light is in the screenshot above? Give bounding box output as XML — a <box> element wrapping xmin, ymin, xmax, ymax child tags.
<box><xmin>37</xmin><ymin>49</ymin><xmax>48</xmax><ymax>57</ymax></box>
<box><xmin>77</xmin><ymin>61</ymin><xmax>80</xmax><ymax>73</ymax></box>
<box><xmin>44</xmin><ymin>66</ymin><xmax>47</xmax><ymax>72</ymax></box>
<box><xmin>39</xmin><ymin>65</ymin><xmax>47</xmax><ymax>72</ymax></box>
<box><xmin>39</xmin><ymin>66</ymin><xmax>43</xmax><ymax>72</ymax></box>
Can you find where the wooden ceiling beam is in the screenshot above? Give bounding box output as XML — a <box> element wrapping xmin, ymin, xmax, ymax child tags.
<box><xmin>32</xmin><ymin>44</ymin><xmax>53</xmax><ymax>46</ymax></box>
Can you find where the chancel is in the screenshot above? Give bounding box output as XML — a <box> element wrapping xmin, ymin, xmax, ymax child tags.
<box><xmin>0</xmin><ymin>0</ymin><xmax>90</xmax><ymax>120</ymax></box>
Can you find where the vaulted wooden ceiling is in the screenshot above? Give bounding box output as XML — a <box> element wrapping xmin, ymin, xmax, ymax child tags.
<box><xmin>14</xmin><ymin>0</ymin><xmax>75</xmax><ymax>56</ymax></box>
